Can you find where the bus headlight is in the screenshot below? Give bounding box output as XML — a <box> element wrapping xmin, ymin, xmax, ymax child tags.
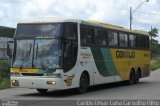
<box><xmin>11</xmin><ymin>80</ymin><xmax>19</xmax><ymax>86</ymax></box>
<box><xmin>44</xmin><ymin>73</ymin><xmax>61</xmax><ymax>78</ymax></box>
<box><xmin>11</xmin><ymin>72</ymin><xmax>21</xmax><ymax>77</ymax></box>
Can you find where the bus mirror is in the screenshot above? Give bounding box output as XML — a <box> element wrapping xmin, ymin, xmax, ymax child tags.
<box><xmin>7</xmin><ymin>41</ymin><xmax>14</xmax><ymax>58</ymax></box>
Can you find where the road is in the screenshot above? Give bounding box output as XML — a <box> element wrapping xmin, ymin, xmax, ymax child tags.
<box><xmin>0</xmin><ymin>69</ymin><xmax>160</xmax><ymax>106</ymax></box>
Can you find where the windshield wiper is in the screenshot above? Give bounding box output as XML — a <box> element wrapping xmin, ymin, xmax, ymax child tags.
<box><xmin>35</xmin><ymin>44</ymin><xmax>38</xmax><ymax>60</ymax></box>
<box><xmin>28</xmin><ymin>44</ymin><xmax>32</xmax><ymax>58</ymax></box>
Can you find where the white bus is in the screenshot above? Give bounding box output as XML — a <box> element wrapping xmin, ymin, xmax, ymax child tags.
<box><xmin>10</xmin><ymin>19</ymin><xmax>150</xmax><ymax>93</ymax></box>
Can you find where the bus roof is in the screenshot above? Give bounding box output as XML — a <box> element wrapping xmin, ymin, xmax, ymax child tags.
<box><xmin>18</xmin><ymin>18</ymin><xmax>149</xmax><ymax>36</ymax></box>
<box><xmin>19</xmin><ymin>18</ymin><xmax>79</xmax><ymax>24</ymax></box>
<box><xmin>83</xmin><ymin>20</ymin><xmax>149</xmax><ymax>36</ymax></box>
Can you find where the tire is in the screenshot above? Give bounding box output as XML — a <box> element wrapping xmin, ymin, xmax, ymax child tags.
<box><xmin>127</xmin><ymin>70</ymin><xmax>135</xmax><ymax>85</ymax></box>
<box><xmin>36</xmin><ymin>89</ymin><xmax>48</xmax><ymax>93</ymax></box>
<box><xmin>134</xmin><ymin>71</ymin><xmax>140</xmax><ymax>84</ymax></box>
<box><xmin>77</xmin><ymin>73</ymin><xmax>89</xmax><ymax>93</ymax></box>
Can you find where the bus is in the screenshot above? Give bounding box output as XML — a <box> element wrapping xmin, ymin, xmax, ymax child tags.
<box><xmin>10</xmin><ymin>19</ymin><xmax>150</xmax><ymax>93</ymax></box>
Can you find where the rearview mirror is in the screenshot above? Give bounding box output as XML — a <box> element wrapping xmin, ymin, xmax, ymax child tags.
<box><xmin>7</xmin><ymin>41</ymin><xmax>14</xmax><ymax>58</ymax></box>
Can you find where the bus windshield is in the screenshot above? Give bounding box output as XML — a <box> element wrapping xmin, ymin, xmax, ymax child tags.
<box><xmin>33</xmin><ymin>39</ymin><xmax>62</xmax><ymax>68</ymax></box>
<box><xmin>13</xmin><ymin>40</ymin><xmax>34</xmax><ymax>68</ymax></box>
<box><xmin>12</xmin><ymin>39</ymin><xmax>62</xmax><ymax>69</ymax></box>
<box><xmin>12</xmin><ymin>22</ymin><xmax>78</xmax><ymax>70</ymax></box>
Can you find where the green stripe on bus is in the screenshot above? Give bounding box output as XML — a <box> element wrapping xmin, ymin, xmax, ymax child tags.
<box><xmin>37</xmin><ymin>69</ymin><xmax>56</xmax><ymax>73</ymax></box>
<box><xmin>101</xmin><ymin>48</ymin><xmax>118</xmax><ymax>76</ymax></box>
<box><xmin>91</xmin><ymin>48</ymin><xmax>110</xmax><ymax>77</ymax></box>
<box><xmin>91</xmin><ymin>48</ymin><xmax>118</xmax><ymax>77</ymax></box>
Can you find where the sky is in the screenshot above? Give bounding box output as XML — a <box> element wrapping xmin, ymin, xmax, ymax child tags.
<box><xmin>0</xmin><ymin>0</ymin><xmax>160</xmax><ymax>41</ymax></box>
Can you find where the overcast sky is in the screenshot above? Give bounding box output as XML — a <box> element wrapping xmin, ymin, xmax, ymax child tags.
<box><xmin>0</xmin><ymin>0</ymin><xmax>160</xmax><ymax>40</ymax></box>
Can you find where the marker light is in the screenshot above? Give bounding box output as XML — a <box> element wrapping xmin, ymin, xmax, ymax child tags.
<box><xmin>47</xmin><ymin>81</ymin><xmax>56</xmax><ymax>85</ymax></box>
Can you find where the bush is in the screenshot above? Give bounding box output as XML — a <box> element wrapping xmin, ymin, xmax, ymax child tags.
<box><xmin>0</xmin><ymin>60</ymin><xmax>11</xmax><ymax>83</ymax></box>
<box><xmin>151</xmin><ymin>57</ymin><xmax>160</xmax><ymax>71</ymax></box>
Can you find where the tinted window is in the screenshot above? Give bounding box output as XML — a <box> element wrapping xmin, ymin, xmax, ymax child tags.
<box><xmin>16</xmin><ymin>24</ymin><xmax>63</xmax><ymax>39</ymax></box>
<box><xmin>129</xmin><ymin>34</ymin><xmax>136</xmax><ymax>47</ymax></box>
<box><xmin>64</xmin><ymin>23</ymin><xmax>77</xmax><ymax>39</ymax></box>
<box><xmin>94</xmin><ymin>29</ymin><xmax>106</xmax><ymax>45</ymax></box>
<box><xmin>80</xmin><ymin>26</ymin><xmax>94</xmax><ymax>45</ymax></box>
<box><xmin>63</xmin><ymin>39</ymin><xmax>78</xmax><ymax>72</ymax></box>
<box><xmin>137</xmin><ymin>35</ymin><xmax>145</xmax><ymax>48</ymax></box>
<box><xmin>145</xmin><ymin>36</ymin><xmax>150</xmax><ymax>49</ymax></box>
<box><xmin>119</xmin><ymin>33</ymin><xmax>128</xmax><ymax>47</ymax></box>
<box><xmin>108</xmin><ymin>31</ymin><xmax>118</xmax><ymax>46</ymax></box>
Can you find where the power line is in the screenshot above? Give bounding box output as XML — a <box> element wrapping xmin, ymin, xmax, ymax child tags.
<box><xmin>135</xmin><ymin>11</ymin><xmax>160</xmax><ymax>16</ymax></box>
<box><xmin>134</xmin><ymin>11</ymin><xmax>160</xmax><ymax>27</ymax></box>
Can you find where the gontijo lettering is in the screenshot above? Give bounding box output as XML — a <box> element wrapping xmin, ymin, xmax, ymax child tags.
<box><xmin>116</xmin><ymin>51</ymin><xmax>135</xmax><ymax>58</ymax></box>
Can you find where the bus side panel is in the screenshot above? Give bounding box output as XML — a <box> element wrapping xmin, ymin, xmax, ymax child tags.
<box><xmin>110</xmin><ymin>49</ymin><xmax>150</xmax><ymax>81</ymax></box>
<box><xmin>80</xmin><ymin>47</ymin><xmax>104</xmax><ymax>85</ymax></box>
<box><xmin>110</xmin><ymin>49</ymin><xmax>131</xmax><ymax>81</ymax></box>
<box><xmin>90</xmin><ymin>47</ymin><xmax>122</xmax><ymax>84</ymax></box>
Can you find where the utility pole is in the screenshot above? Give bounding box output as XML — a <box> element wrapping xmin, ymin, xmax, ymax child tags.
<box><xmin>129</xmin><ymin>0</ymin><xmax>149</xmax><ymax>30</ymax></box>
<box><xmin>151</xmin><ymin>26</ymin><xmax>152</xmax><ymax>57</ymax></box>
<box><xmin>130</xmin><ymin>7</ymin><xmax>132</xmax><ymax>30</ymax></box>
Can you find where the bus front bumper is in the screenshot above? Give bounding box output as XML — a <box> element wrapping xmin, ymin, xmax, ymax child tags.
<box><xmin>10</xmin><ymin>77</ymin><xmax>65</xmax><ymax>90</ymax></box>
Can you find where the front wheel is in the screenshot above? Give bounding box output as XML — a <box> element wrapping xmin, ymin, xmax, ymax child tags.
<box><xmin>77</xmin><ymin>73</ymin><xmax>89</xmax><ymax>93</ymax></box>
<box><xmin>36</xmin><ymin>89</ymin><xmax>48</xmax><ymax>93</ymax></box>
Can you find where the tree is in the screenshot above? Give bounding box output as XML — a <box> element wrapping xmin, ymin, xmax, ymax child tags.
<box><xmin>148</xmin><ymin>27</ymin><xmax>159</xmax><ymax>55</ymax></box>
<box><xmin>0</xmin><ymin>26</ymin><xmax>15</xmax><ymax>38</ymax></box>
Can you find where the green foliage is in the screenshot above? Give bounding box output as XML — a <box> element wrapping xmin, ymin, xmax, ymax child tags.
<box><xmin>0</xmin><ymin>60</ymin><xmax>11</xmax><ymax>83</ymax></box>
<box><xmin>0</xmin><ymin>60</ymin><xmax>11</xmax><ymax>89</ymax></box>
<box><xmin>149</xmin><ymin>27</ymin><xmax>159</xmax><ymax>38</ymax></box>
<box><xmin>151</xmin><ymin>57</ymin><xmax>160</xmax><ymax>71</ymax></box>
<box><xmin>149</xmin><ymin>27</ymin><xmax>160</xmax><ymax>55</ymax></box>
<box><xmin>0</xmin><ymin>78</ymin><xmax>10</xmax><ymax>89</ymax></box>
<box><xmin>0</xmin><ymin>26</ymin><xmax>15</xmax><ymax>38</ymax></box>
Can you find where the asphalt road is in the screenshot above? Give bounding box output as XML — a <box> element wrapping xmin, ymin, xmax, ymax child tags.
<box><xmin>1</xmin><ymin>69</ymin><xmax>160</xmax><ymax>106</ymax></box>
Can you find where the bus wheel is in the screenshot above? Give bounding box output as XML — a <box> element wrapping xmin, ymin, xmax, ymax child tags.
<box><xmin>36</xmin><ymin>89</ymin><xmax>48</xmax><ymax>93</ymax></box>
<box><xmin>134</xmin><ymin>71</ymin><xmax>140</xmax><ymax>84</ymax></box>
<box><xmin>77</xmin><ymin>73</ymin><xmax>89</xmax><ymax>93</ymax></box>
<box><xmin>128</xmin><ymin>70</ymin><xmax>135</xmax><ymax>85</ymax></box>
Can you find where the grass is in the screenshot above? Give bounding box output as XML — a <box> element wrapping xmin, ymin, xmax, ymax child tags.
<box><xmin>151</xmin><ymin>57</ymin><xmax>160</xmax><ymax>71</ymax></box>
<box><xmin>0</xmin><ymin>78</ymin><xmax>10</xmax><ymax>89</ymax></box>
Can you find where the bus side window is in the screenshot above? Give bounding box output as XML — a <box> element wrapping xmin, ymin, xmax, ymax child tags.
<box><xmin>80</xmin><ymin>26</ymin><xmax>94</xmax><ymax>45</ymax></box>
<box><xmin>129</xmin><ymin>34</ymin><xmax>136</xmax><ymax>47</ymax></box>
<box><xmin>63</xmin><ymin>40</ymin><xmax>78</xmax><ymax>72</ymax></box>
<box><xmin>119</xmin><ymin>33</ymin><xmax>128</xmax><ymax>47</ymax></box>
<box><xmin>137</xmin><ymin>35</ymin><xmax>145</xmax><ymax>48</ymax></box>
<box><xmin>94</xmin><ymin>29</ymin><xmax>106</xmax><ymax>46</ymax></box>
<box><xmin>80</xmin><ymin>27</ymin><xmax>87</xmax><ymax>44</ymax></box>
<box><xmin>107</xmin><ymin>31</ymin><xmax>118</xmax><ymax>46</ymax></box>
<box><xmin>145</xmin><ymin>36</ymin><xmax>150</xmax><ymax>49</ymax></box>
